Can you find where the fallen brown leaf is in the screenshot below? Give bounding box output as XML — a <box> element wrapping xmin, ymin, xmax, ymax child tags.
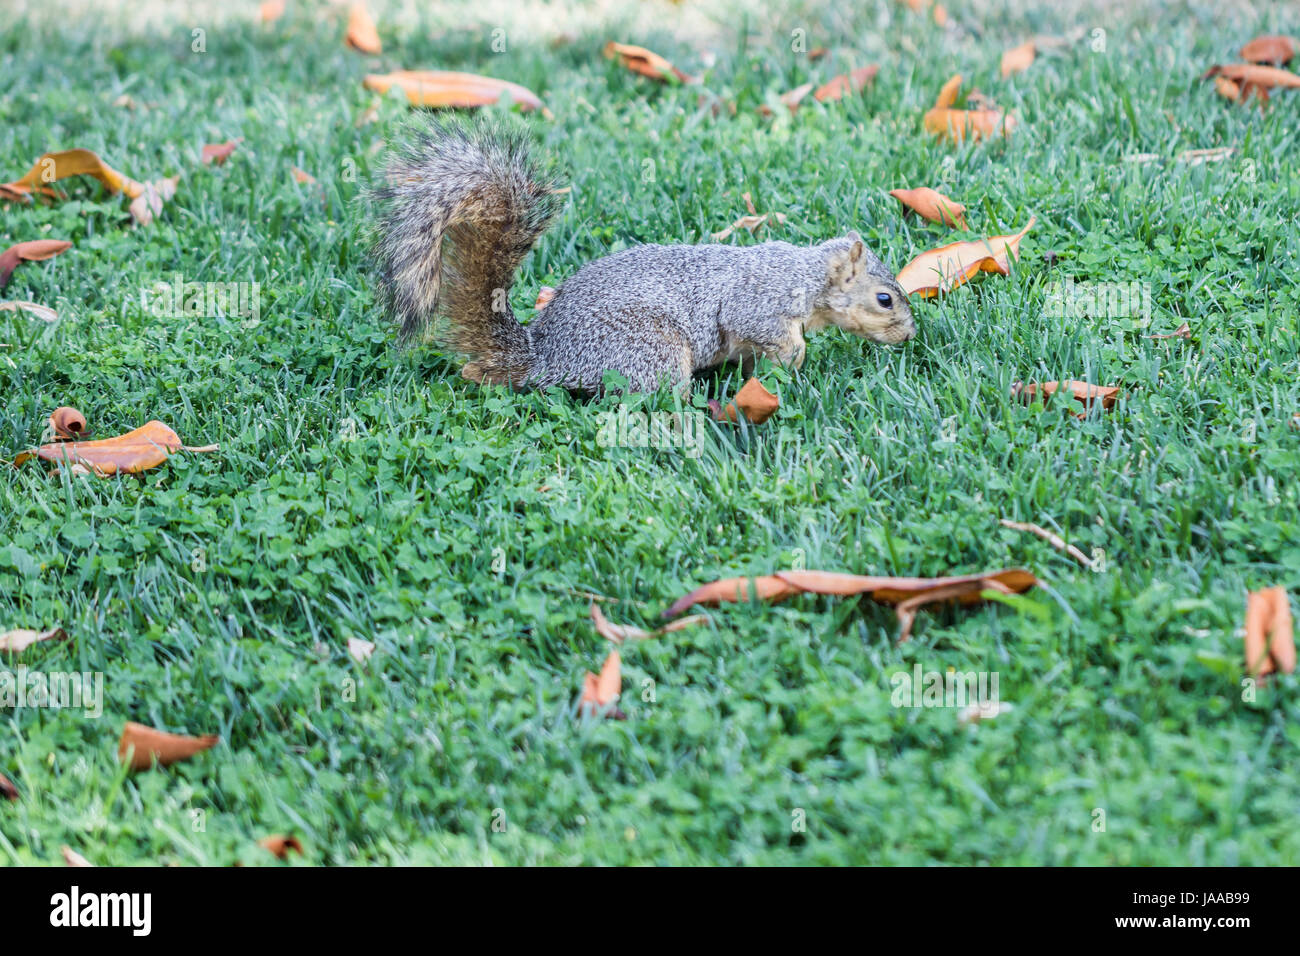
<box><xmin>664</xmin><ymin>567</ymin><xmax>1038</xmax><ymax>642</ymax></box>
<box><xmin>999</xmin><ymin>519</ymin><xmax>1095</xmax><ymax>569</ymax></box>
<box><xmin>604</xmin><ymin>41</ymin><xmax>697</xmax><ymax>84</ymax></box>
<box><xmin>15</xmin><ymin>419</ymin><xmax>218</xmax><ymax>476</ymax></box>
<box><xmin>1202</xmin><ymin>63</ymin><xmax>1300</xmax><ymax>91</ymax></box>
<box><xmin>708</xmin><ymin>377</ymin><xmax>780</xmax><ymax>424</ymax></box>
<box><xmin>0</xmin><ymin>300</ymin><xmax>58</xmax><ymax>322</ymax></box>
<box><xmin>896</xmin><ymin>217</ymin><xmax>1035</xmax><ymax>297</ymax></box>
<box><xmin>363</xmin><ymin>70</ymin><xmax>546</xmax><ymax>113</ymax></box>
<box><xmin>812</xmin><ymin>64</ymin><xmax>879</xmax><ymax>103</ymax></box>
<box><xmin>259</xmin><ymin>835</ymin><xmax>304</xmax><ymax>859</ymax></box>
<box><xmin>1240</xmin><ymin>35</ymin><xmax>1296</xmax><ymax>65</ymax></box>
<box><xmin>0</xmin><ymin>148</ymin><xmax>147</xmax><ymax>203</ymax></box>
<box><xmin>127</xmin><ymin>175</ymin><xmax>180</xmax><ymax>227</ymax></box>
<box><xmin>290</xmin><ymin>166</ymin><xmax>316</xmax><ymax>184</ymax></box>
<box><xmin>0</xmin><ymin>239</ymin><xmax>72</xmax><ymax>290</ymax></box>
<box><xmin>533</xmin><ymin>286</ymin><xmax>556</xmax><ymax>310</ymax></box>
<box><xmin>1012</xmin><ymin>380</ymin><xmax>1121</xmax><ymax>414</ymax></box>
<box><xmin>118</xmin><ymin>722</ymin><xmax>220</xmax><ymax>771</ymax></box>
<box><xmin>0</xmin><ymin>627</ymin><xmax>67</xmax><ymax>653</ymax></box>
<box><xmin>923</xmin><ymin>74</ymin><xmax>1016</xmax><ymax>142</ymax></box>
<box><xmin>201</xmin><ymin>140</ymin><xmax>241</xmax><ymax>166</ymax></box>
<box><xmin>889</xmin><ymin>186</ymin><xmax>967</xmax><ymax>228</ymax></box>
<box><xmin>345</xmin><ymin>2</ymin><xmax>382</xmax><ymax>55</ymax></box>
<box><xmin>1001</xmin><ymin>41</ymin><xmax>1036</xmax><ymax>78</ymax></box>
<box><xmin>61</xmin><ymin>846</ymin><xmax>93</xmax><ymax>867</ymax></box>
<box><xmin>590</xmin><ymin>601</ymin><xmax>707</xmax><ymax>645</ymax></box>
<box><xmin>50</xmin><ymin>406</ymin><xmax>86</xmax><ymax>439</ymax></box>
<box><xmin>347</xmin><ymin>637</ymin><xmax>375</xmax><ymax>662</ymax></box>
<box><xmin>579</xmin><ymin>649</ymin><xmax>623</xmax><ymax>718</ymax></box>
<box><xmin>1244</xmin><ymin>586</ymin><xmax>1295</xmax><ymax>677</ymax></box>
<box><xmin>260</xmin><ymin>0</ymin><xmax>286</xmax><ymax>23</ymax></box>
<box><xmin>0</xmin><ymin>773</ymin><xmax>17</xmax><ymax>800</ymax></box>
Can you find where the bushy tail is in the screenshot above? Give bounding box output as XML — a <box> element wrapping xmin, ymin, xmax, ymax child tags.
<box><xmin>373</xmin><ymin>116</ymin><xmax>564</xmax><ymax>382</ymax></box>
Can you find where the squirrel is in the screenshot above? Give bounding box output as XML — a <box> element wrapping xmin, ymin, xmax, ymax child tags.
<box><xmin>373</xmin><ymin>116</ymin><xmax>915</xmax><ymax>393</ymax></box>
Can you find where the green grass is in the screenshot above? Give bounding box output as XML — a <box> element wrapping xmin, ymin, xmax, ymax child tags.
<box><xmin>2</xmin><ymin>0</ymin><xmax>1299</xmax><ymax>865</ymax></box>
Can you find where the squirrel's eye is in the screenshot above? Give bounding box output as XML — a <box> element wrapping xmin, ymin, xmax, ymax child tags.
<box><xmin>876</xmin><ymin>292</ymin><xmax>893</xmax><ymax>309</ymax></box>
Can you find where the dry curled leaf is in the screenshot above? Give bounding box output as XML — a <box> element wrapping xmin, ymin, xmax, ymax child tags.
<box><xmin>1012</xmin><ymin>380</ymin><xmax>1121</xmax><ymax>414</ymax></box>
<box><xmin>1001</xmin><ymin>41</ymin><xmax>1036</xmax><ymax>78</ymax></box>
<box><xmin>201</xmin><ymin>140</ymin><xmax>241</xmax><ymax>166</ymax></box>
<box><xmin>589</xmin><ymin>601</ymin><xmax>706</xmax><ymax>645</ymax></box>
<box><xmin>579</xmin><ymin>649</ymin><xmax>623</xmax><ymax>718</ymax></box>
<box><xmin>290</xmin><ymin>166</ymin><xmax>316</xmax><ymax>184</ymax></box>
<box><xmin>0</xmin><ymin>627</ymin><xmax>67</xmax><ymax>653</ymax></box>
<box><xmin>603</xmin><ymin>41</ymin><xmax>697</xmax><ymax>84</ymax></box>
<box><xmin>1202</xmin><ymin>63</ymin><xmax>1300</xmax><ymax>91</ymax></box>
<box><xmin>1244</xmin><ymin>587</ymin><xmax>1295</xmax><ymax>677</ymax></box>
<box><xmin>896</xmin><ymin>217</ymin><xmax>1035</xmax><ymax>297</ymax></box>
<box><xmin>708</xmin><ymin>377</ymin><xmax>780</xmax><ymax>424</ymax></box>
<box><xmin>533</xmin><ymin>286</ymin><xmax>556</xmax><ymax>310</ymax></box>
<box><xmin>259</xmin><ymin>835</ymin><xmax>304</xmax><ymax>859</ymax></box>
<box><xmin>363</xmin><ymin>70</ymin><xmax>546</xmax><ymax>113</ymax></box>
<box><xmin>0</xmin><ymin>239</ymin><xmax>72</xmax><ymax>290</ymax></box>
<box><xmin>812</xmin><ymin>64</ymin><xmax>879</xmax><ymax>102</ymax></box>
<box><xmin>923</xmin><ymin>74</ymin><xmax>1016</xmax><ymax>142</ymax></box>
<box><xmin>889</xmin><ymin>187</ymin><xmax>967</xmax><ymax>229</ymax></box>
<box><xmin>15</xmin><ymin>419</ymin><xmax>218</xmax><ymax>476</ymax></box>
<box><xmin>128</xmin><ymin>175</ymin><xmax>180</xmax><ymax>227</ymax></box>
<box><xmin>61</xmin><ymin>846</ymin><xmax>93</xmax><ymax>867</ymax></box>
<box><xmin>347</xmin><ymin>637</ymin><xmax>375</xmax><ymax>662</ymax></box>
<box><xmin>345</xmin><ymin>2</ymin><xmax>382</xmax><ymax>55</ymax></box>
<box><xmin>118</xmin><ymin>722</ymin><xmax>219</xmax><ymax>771</ymax></box>
<box><xmin>1239</xmin><ymin>35</ymin><xmax>1297</xmax><ymax>65</ymax></box>
<box><xmin>0</xmin><ymin>300</ymin><xmax>58</xmax><ymax>322</ymax></box>
<box><xmin>664</xmin><ymin>568</ymin><xmax>1038</xmax><ymax>643</ymax></box>
<box><xmin>0</xmin><ymin>773</ymin><xmax>18</xmax><ymax>800</ymax></box>
<box><xmin>50</xmin><ymin>406</ymin><xmax>86</xmax><ymax>439</ymax></box>
<box><xmin>0</xmin><ymin>148</ymin><xmax>149</xmax><ymax>204</ymax></box>
<box><xmin>999</xmin><ymin>519</ymin><xmax>1094</xmax><ymax>569</ymax></box>
<box><xmin>260</xmin><ymin>0</ymin><xmax>286</xmax><ymax>23</ymax></box>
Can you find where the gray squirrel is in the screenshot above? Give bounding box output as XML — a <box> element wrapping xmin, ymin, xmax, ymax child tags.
<box><xmin>374</xmin><ymin>116</ymin><xmax>915</xmax><ymax>392</ymax></box>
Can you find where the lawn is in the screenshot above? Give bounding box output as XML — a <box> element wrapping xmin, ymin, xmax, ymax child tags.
<box><xmin>1</xmin><ymin>0</ymin><xmax>1298</xmax><ymax>865</ymax></box>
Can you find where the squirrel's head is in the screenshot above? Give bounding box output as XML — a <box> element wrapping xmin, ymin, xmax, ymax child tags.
<box><xmin>817</xmin><ymin>233</ymin><xmax>915</xmax><ymax>344</ymax></box>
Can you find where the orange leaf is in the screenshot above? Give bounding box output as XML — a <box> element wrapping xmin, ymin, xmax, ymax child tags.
<box><xmin>665</xmin><ymin>567</ymin><xmax>1038</xmax><ymax>642</ymax></box>
<box><xmin>202</xmin><ymin>140</ymin><xmax>241</xmax><ymax>166</ymax></box>
<box><xmin>889</xmin><ymin>186</ymin><xmax>967</xmax><ymax>228</ymax></box>
<box><xmin>603</xmin><ymin>41</ymin><xmax>697</xmax><ymax>84</ymax></box>
<box><xmin>1239</xmin><ymin>35</ymin><xmax>1296</xmax><ymax>65</ymax></box>
<box><xmin>1013</xmin><ymin>380</ymin><xmax>1121</xmax><ymax>413</ymax></box>
<box><xmin>0</xmin><ymin>239</ymin><xmax>72</xmax><ymax>289</ymax></box>
<box><xmin>1001</xmin><ymin>41</ymin><xmax>1036</xmax><ymax>78</ymax></box>
<box><xmin>709</xmin><ymin>377</ymin><xmax>780</xmax><ymax>424</ymax></box>
<box><xmin>118</xmin><ymin>722</ymin><xmax>219</xmax><ymax>771</ymax></box>
<box><xmin>923</xmin><ymin>74</ymin><xmax>1015</xmax><ymax>142</ymax></box>
<box><xmin>49</xmin><ymin>406</ymin><xmax>86</xmax><ymax>438</ymax></box>
<box><xmin>1245</xmin><ymin>587</ymin><xmax>1295</xmax><ymax>677</ymax></box>
<box><xmin>812</xmin><ymin>64</ymin><xmax>879</xmax><ymax>102</ymax></box>
<box><xmin>0</xmin><ymin>773</ymin><xmax>17</xmax><ymax>800</ymax></box>
<box><xmin>533</xmin><ymin>286</ymin><xmax>556</xmax><ymax>310</ymax></box>
<box><xmin>590</xmin><ymin>600</ymin><xmax>706</xmax><ymax>645</ymax></box>
<box><xmin>290</xmin><ymin>166</ymin><xmax>316</xmax><ymax>184</ymax></box>
<box><xmin>0</xmin><ymin>149</ymin><xmax>143</xmax><ymax>202</ymax></box>
<box><xmin>345</xmin><ymin>2</ymin><xmax>382</xmax><ymax>55</ymax></box>
<box><xmin>363</xmin><ymin>70</ymin><xmax>545</xmax><ymax>113</ymax></box>
<box><xmin>896</xmin><ymin>216</ymin><xmax>1035</xmax><ymax>297</ymax></box>
<box><xmin>579</xmin><ymin>649</ymin><xmax>623</xmax><ymax>718</ymax></box>
<box><xmin>934</xmin><ymin>73</ymin><xmax>963</xmax><ymax>109</ymax></box>
<box><xmin>260</xmin><ymin>0</ymin><xmax>286</xmax><ymax>23</ymax></box>
<box><xmin>259</xmin><ymin>835</ymin><xmax>304</xmax><ymax>859</ymax></box>
<box><xmin>0</xmin><ymin>627</ymin><xmax>67</xmax><ymax>653</ymax></box>
<box><xmin>15</xmin><ymin>419</ymin><xmax>217</xmax><ymax>476</ymax></box>
<box><xmin>1202</xmin><ymin>63</ymin><xmax>1300</xmax><ymax>90</ymax></box>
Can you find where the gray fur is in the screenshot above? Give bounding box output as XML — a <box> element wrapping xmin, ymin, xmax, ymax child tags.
<box><xmin>374</xmin><ymin>118</ymin><xmax>915</xmax><ymax>393</ymax></box>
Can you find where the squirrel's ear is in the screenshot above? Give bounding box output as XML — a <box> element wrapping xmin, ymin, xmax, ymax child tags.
<box><xmin>828</xmin><ymin>238</ymin><xmax>865</xmax><ymax>285</ymax></box>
